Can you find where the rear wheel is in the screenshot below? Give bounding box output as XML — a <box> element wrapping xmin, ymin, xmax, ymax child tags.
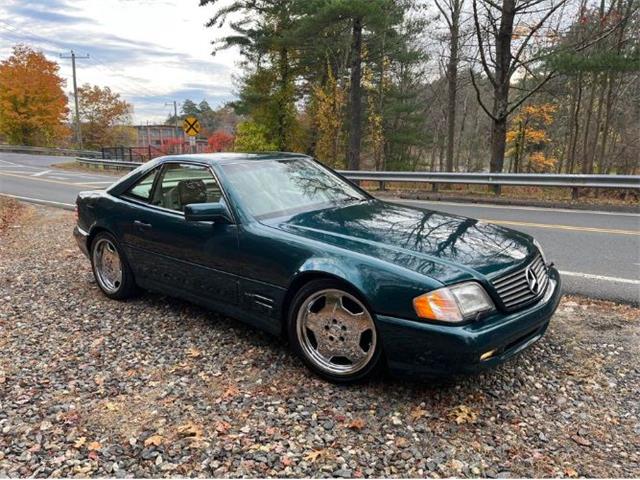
<box><xmin>90</xmin><ymin>232</ymin><xmax>137</xmax><ymax>300</ymax></box>
<box><xmin>288</xmin><ymin>279</ymin><xmax>382</xmax><ymax>383</ymax></box>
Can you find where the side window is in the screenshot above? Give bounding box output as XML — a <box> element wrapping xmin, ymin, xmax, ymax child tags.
<box><xmin>152</xmin><ymin>163</ymin><xmax>222</xmax><ymax>212</ymax></box>
<box><xmin>124</xmin><ymin>168</ymin><xmax>159</xmax><ymax>202</ymax></box>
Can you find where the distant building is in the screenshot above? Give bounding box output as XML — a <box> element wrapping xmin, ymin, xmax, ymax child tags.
<box><xmin>132</xmin><ymin>124</ymin><xmax>207</xmax><ymax>154</ymax></box>
<box><xmin>133</xmin><ymin>124</ymin><xmax>182</xmax><ymax>147</ymax></box>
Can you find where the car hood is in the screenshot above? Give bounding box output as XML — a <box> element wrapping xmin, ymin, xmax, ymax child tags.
<box><xmin>264</xmin><ymin>200</ymin><xmax>535</xmax><ymax>284</ymax></box>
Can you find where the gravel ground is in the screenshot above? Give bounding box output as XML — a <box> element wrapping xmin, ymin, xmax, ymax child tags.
<box><xmin>1</xmin><ymin>201</ymin><xmax>639</xmax><ymax>478</ymax></box>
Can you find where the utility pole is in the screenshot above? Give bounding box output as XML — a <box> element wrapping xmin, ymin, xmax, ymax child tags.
<box><xmin>60</xmin><ymin>50</ymin><xmax>90</xmax><ymax>149</ymax></box>
<box><xmin>165</xmin><ymin>101</ymin><xmax>180</xmax><ymax>153</ymax></box>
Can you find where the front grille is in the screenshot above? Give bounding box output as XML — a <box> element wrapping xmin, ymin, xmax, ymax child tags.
<box><xmin>491</xmin><ymin>253</ymin><xmax>549</xmax><ymax>311</ymax></box>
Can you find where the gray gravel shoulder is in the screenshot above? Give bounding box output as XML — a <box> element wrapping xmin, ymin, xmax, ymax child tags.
<box><xmin>0</xmin><ymin>202</ymin><xmax>638</xmax><ymax>478</ymax></box>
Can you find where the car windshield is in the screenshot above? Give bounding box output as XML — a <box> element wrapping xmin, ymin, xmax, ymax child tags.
<box><xmin>221</xmin><ymin>158</ymin><xmax>368</xmax><ymax>219</ymax></box>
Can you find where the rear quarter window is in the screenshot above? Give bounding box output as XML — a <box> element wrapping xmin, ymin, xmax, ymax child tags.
<box><xmin>124</xmin><ymin>168</ymin><xmax>159</xmax><ymax>202</ymax></box>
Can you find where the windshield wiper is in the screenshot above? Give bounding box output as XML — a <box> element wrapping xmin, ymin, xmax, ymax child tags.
<box><xmin>337</xmin><ymin>195</ymin><xmax>367</xmax><ymax>205</ymax></box>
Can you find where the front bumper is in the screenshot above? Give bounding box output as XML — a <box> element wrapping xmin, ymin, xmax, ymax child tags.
<box><xmin>73</xmin><ymin>225</ymin><xmax>90</xmax><ymax>258</ymax></box>
<box><xmin>377</xmin><ymin>267</ymin><xmax>562</xmax><ymax>379</ymax></box>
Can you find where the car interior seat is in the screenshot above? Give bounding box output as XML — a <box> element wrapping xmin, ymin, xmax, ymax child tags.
<box><xmin>176</xmin><ymin>179</ymin><xmax>207</xmax><ymax>210</ymax></box>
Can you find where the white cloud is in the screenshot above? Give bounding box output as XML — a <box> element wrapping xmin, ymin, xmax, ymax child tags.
<box><xmin>0</xmin><ymin>0</ymin><xmax>241</xmax><ymax>123</ymax></box>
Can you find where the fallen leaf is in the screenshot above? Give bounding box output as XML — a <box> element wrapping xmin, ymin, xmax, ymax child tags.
<box><xmin>394</xmin><ymin>437</ymin><xmax>409</xmax><ymax>448</ymax></box>
<box><xmin>74</xmin><ymin>437</ymin><xmax>86</xmax><ymax>449</ymax></box>
<box><xmin>565</xmin><ymin>467</ymin><xmax>579</xmax><ymax>478</ymax></box>
<box><xmin>144</xmin><ymin>435</ymin><xmax>164</xmax><ymax>447</ymax></box>
<box><xmin>304</xmin><ymin>450</ymin><xmax>324</xmax><ymax>462</ymax></box>
<box><xmin>186</xmin><ymin>347</ymin><xmax>201</xmax><ymax>358</ymax></box>
<box><xmin>448</xmin><ymin>405</ymin><xmax>478</xmax><ymax>424</ymax></box>
<box><xmin>177</xmin><ymin>422</ymin><xmax>204</xmax><ymax>438</ymax></box>
<box><xmin>87</xmin><ymin>441</ymin><xmax>101</xmax><ymax>451</ymax></box>
<box><xmin>88</xmin><ymin>450</ymin><xmax>99</xmax><ymax>461</ymax></box>
<box><xmin>281</xmin><ymin>456</ymin><xmax>293</xmax><ymax>466</ymax></box>
<box><xmin>214</xmin><ymin>421</ymin><xmax>231</xmax><ymax>435</ymax></box>
<box><xmin>94</xmin><ymin>375</ymin><xmax>104</xmax><ymax>386</ymax></box>
<box><xmin>104</xmin><ymin>402</ymin><xmax>118</xmax><ymax>411</ymax></box>
<box><xmin>348</xmin><ymin>418</ymin><xmax>366</xmax><ymax>430</ymax></box>
<box><xmin>409</xmin><ymin>407</ymin><xmax>428</xmax><ymax>421</ymax></box>
<box><xmin>222</xmin><ymin>385</ymin><xmax>240</xmax><ymax>398</ymax></box>
<box><xmin>571</xmin><ymin>435</ymin><xmax>592</xmax><ymax>447</ymax></box>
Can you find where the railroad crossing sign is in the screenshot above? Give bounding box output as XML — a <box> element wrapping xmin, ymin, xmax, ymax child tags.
<box><xmin>182</xmin><ymin>116</ymin><xmax>201</xmax><ymax>137</ymax></box>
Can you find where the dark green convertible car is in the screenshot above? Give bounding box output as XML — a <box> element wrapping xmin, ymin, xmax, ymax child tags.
<box><xmin>74</xmin><ymin>153</ymin><xmax>561</xmax><ymax>383</ymax></box>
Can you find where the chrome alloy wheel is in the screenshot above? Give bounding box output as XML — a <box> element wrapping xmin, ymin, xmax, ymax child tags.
<box><xmin>296</xmin><ymin>289</ymin><xmax>377</xmax><ymax>376</ymax></box>
<box><xmin>92</xmin><ymin>238</ymin><xmax>123</xmax><ymax>294</ymax></box>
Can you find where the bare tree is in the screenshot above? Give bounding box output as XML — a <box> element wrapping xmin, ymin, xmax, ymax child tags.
<box><xmin>435</xmin><ymin>0</ymin><xmax>465</xmax><ymax>172</ymax></box>
<box><xmin>470</xmin><ymin>0</ymin><xmax>567</xmax><ymax>174</ymax></box>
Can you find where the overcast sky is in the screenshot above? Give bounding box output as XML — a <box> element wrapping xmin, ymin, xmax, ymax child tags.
<box><xmin>0</xmin><ymin>0</ymin><xmax>239</xmax><ymax>124</ymax></box>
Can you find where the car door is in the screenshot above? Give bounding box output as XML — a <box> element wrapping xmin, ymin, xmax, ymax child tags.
<box><xmin>121</xmin><ymin>161</ymin><xmax>241</xmax><ymax>306</ymax></box>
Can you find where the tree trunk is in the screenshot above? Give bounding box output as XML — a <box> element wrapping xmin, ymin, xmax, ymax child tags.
<box><xmin>277</xmin><ymin>47</ymin><xmax>290</xmax><ymax>151</ymax></box>
<box><xmin>588</xmin><ymin>72</ymin><xmax>607</xmax><ymax>173</ymax></box>
<box><xmin>567</xmin><ymin>72</ymin><xmax>583</xmax><ymax>173</ymax></box>
<box><xmin>490</xmin><ymin>115</ymin><xmax>508</xmax><ymax>173</ymax></box>
<box><xmin>431</xmin><ymin>127</ymin><xmax>439</xmax><ymax>171</ymax></box>
<box><xmin>580</xmin><ymin>75</ymin><xmax>596</xmax><ymax>174</ymax></box>
<box><xmin>489</xmin><ymin>0</ymin><xmax>515</xmax><ymax>173</ymax></box>
<box><xmin>454</xmin><ymin>90</ymin><xmax>469</xmax><ymax>171</ymax></box>
<box><xmin>444</xmin><ymin>1</ymin><xmax>462</xmax><ymax>172</ymax></box>
<box><xmin>347</xmin><ymin>16</ymin><xmax>363</xmax><ymax>171</ymax></box>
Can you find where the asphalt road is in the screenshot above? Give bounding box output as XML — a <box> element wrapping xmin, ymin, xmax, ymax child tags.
<box><xmin>2</xmin><ymin>152</ymin><xmax>639</xmax><ymax>305</ymax></box>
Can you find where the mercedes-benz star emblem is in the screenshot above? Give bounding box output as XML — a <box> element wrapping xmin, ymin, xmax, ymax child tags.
<box><xmin>525</xmin><ymin>266</ymin><xmax>541</xmax><ymax>295</ymax></box>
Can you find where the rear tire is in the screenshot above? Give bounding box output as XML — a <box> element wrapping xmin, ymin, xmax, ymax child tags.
<box><xmin>90</xmin><ymin>231</ymin><xmax>137</xmax><ymax>300</ymax></box>
<box><xmin>288</xmin><ymin>279</ymin><xmax>382</xmax><ymax>384</ymax></box>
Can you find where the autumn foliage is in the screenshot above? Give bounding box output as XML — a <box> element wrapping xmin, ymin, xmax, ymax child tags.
<box><xmin>207</xmin><ymin>130</ymin><xmax>234</xmax><ymax>152</ymax></box>
<box><xmin>77</xmin><ymin>84</ymin><xmax>132</xmax><ymax>149</ymax></box>
<box><xmin>310</xmin><ymin>66</ymin><xmax>346</xmax><ymax>168</ymax></box>
<box><xmin>506</xmin><ymin>104</ymin><xmax>557</xmax><ymax>173</ymax></box>
<box><xmin>0</xmin><ymin>45</ymin><xmax>69</xmax><ymax>146</ymax></box>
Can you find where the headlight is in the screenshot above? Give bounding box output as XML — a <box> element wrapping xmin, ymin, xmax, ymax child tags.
<box><xmin>413</xmin><ymin>282</ymin><xmax>495</xmax><ymax>323</ymax></box>
<box><xmin>533</xmin><ymin>239</ymin><xmax>547</xmax><ymax>264</ymax></box>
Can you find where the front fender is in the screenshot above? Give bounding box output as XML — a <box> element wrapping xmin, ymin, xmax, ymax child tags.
<box><xmin>296</xmin><ymin>257</ymin><xmax>366</xmax><ymax>293</ymax></box>
<box><xmin>291</xmin><ymin>256</ymin><xmax>443</xmax><ymax>322</ymax></box>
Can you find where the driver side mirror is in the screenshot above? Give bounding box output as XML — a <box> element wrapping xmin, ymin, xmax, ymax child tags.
<box><xmin>184</xmin><ymin>202</ymin><xmax>232</xmax><ymax>224</ymax></box>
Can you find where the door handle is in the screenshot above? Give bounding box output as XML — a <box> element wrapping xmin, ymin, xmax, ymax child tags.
<box><xmin>134</xmin><ymin>220</ymin><xmax>152</xmax><ymax>229</ymax></box>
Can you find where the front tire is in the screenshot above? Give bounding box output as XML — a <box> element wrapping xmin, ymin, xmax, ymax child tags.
<box><xmin>288</xmin><ymin>279</ymin><xmax>382</xmax><ymax>383</ymax></box>
<box><xmin>90</xmin><ymin>231</ymin><xmax>137</xmax><ymax>300</ymax></box>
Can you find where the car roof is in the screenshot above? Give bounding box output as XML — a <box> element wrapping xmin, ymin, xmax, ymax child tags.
<box><xmin>157</xmin><ymin>152</ymin><xmax>311</xmax><ymax>165</ymax></box>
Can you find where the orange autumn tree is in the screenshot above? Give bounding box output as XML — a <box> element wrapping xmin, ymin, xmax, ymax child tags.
<box><xmin>310</xmin><ymin>66</ymin><xmax>347</xmax><ymax>168</ymax></box>
<box><xmin>506</xmin><ymin>104</ymin><xmax>557</xmax><ymax>173</ymax></box>
<box><xmin>77</xmin><ymin>84</ymin><xmax>132</xmax><ymax>149</ymax></box>
<box><xmin>0</xmin><ymin>45</ymin><xmax>69</xmax><ymax>146</ymax></box>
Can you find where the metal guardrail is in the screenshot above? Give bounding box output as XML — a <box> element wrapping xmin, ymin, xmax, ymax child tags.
<box><xmin>337</xmin><ymin>170</ymin><xmax>640</xmax><ymax>190</ymax></box>
<box><xmin>0</xmin><ymin>144</ymin><xmax>102</xmax><ymax>158</ymax></box>
<box><xmin>76</xmin><ymin>157</ymin><xmax>142</xmax><ymax>169</ymax></box>
<box><xmin>75</xmin><ymin>157</ymin><xmax>640</xmax><ymax>191</ymax></box>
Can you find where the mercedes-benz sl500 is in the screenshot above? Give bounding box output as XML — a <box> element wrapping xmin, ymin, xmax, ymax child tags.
<box><xmin>74</xmin><ymin>153</ymin><xmax>561</xmax><ymax>383</ymax></box>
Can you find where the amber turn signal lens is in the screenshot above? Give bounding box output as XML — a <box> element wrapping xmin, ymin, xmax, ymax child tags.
<box><xmin>413</xmin><ymin>289</ymin><xmax>463</xmax><ymax>323</ymax></box>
